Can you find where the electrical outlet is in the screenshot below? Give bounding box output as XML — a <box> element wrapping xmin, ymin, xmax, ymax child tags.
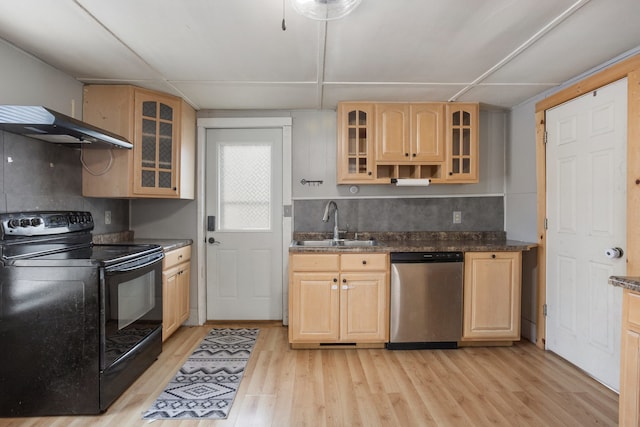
<box><xmin>453</xmin><ymin>211</ymin><xmax>462</xmax><ymax>224</ymax></box>
<box><xmin>105</xmin><ymin>210</ymin><xmax>112</xmax><ymax>225</ymax></box>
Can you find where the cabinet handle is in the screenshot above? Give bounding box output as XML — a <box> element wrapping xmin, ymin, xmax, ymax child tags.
<box><xmin>412</xmin><ymin>153</ymin><xmax>416</xmax><ymax>157</ymax></box>
<box><xmin>342</xmin><ymin>278</ymin><xmax>347</xmax><ymax>283</ymax></box>
<box><xmin>362</xmin><ymin>260</ymin><xmax>367</xmax><ymax>265</ymax></box>
<box><xmin>405</xmin><ymin>153</ymin><xmax>409</xmax><ymax>157</ymax></box>
<box><xmin>491</xmin><ymin>254</ymin><xmax>496</xmax><ymax>259</ymax></box>
<box><xmin>333</xmin><ymin>278</ymin><xmax>338</xmax><ymax>282</ymax></box>
<box><xmin>367</xmin><ymin>171</ymin><xmax>372</xmax><ymax>176</ymax></box>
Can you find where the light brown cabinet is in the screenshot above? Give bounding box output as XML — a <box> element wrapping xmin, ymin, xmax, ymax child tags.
<box><xmin>445</xmin><ymin>103</ymin><xmax>479</xmax><ymax>182</ymax></box>
<box><xmin>289</xmin><ymin>253</ymin><xmax>389</xmax><ymax>346</ymax></box>
<box><xmin>337</xmin><ymin>101</ymin><xmax>477</xmax><ymax>184</ymax></box>
<box><xmin>162</xmin><ymin>245</ymin><xmax>191</xmax><ymax>341</ymax></box>
<box><xmin>462</xmin><ymin>251</ymin><xmax>521</xmax><ymax>341</ymax></box>
<box><xmin>81</xmin><ymin>85</ymin><xmax>195</xmax><ymax>199</ymax></box>
<box><xmin>375</xmin><ymin>103</ymin><xmax>444</xmax><ymax>163</ymax></box>
<box><xmin>336</xmin><ymin>103</ymin><xmax>383</xmax><ymax>183</ymax></box>
<box><xmin>620</xmin><ymin>288</ymin><xmax>640</xmax><ymax>426</ymax></box>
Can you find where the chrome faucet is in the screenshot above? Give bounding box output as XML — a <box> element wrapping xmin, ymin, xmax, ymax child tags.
<box><xmin>322</xmin><ymin>200</ymin><xmax>340</xmax><ymax>241</ymax></box>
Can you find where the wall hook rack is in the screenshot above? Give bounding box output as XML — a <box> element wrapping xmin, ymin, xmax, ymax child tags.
<box><xmin>300</xmin><ymin>179</ymin><xmax>323</xmax><ymax>187</ymax></box>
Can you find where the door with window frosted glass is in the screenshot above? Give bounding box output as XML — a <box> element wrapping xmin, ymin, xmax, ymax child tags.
<box><xmin>205</xmin><ymin>128</ymin><xmax>283</xmax><ymax>320</ymax></box>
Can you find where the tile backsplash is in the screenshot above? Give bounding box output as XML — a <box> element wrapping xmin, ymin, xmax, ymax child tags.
<box><xmin>0</xmin><ymin>130</ymin><xmax>129</xmax><ymax>234</ymax></box>
<box><xmin>294</xmin><ymin>196</ymin><xmax>504</xmax><ymax>232</ymax></box>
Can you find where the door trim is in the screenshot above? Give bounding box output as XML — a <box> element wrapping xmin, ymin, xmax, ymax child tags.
<box><xmin>196</xmin><ymin>117</ymin><xmax>293</xmax><ymax>325</ymax></box>
<box><xmin>535</xmin><ymin>53</ymin><xmax>640</xmax><ymax>348</ymax></box>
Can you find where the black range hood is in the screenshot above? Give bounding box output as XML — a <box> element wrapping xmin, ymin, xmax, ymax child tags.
<box><xmin>0</xmin><ymin>105</ymin><xmax>132</xmax><ymax>149</ymax></box>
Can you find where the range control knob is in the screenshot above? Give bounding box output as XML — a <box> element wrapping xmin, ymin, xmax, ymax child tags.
<box><xmin>7</xmin><ymin>219</ymin><xmax>20</xmax><ymax>228</ymax></box>
<box><xmin>30</xmin><ymin>218</ymin><xmax>42</xmax><ymax>227</ymax></box>
<box><xmin>20</xmin><ymin>219</ymin><xmax>31</xmax><ymax>227</ymax></box>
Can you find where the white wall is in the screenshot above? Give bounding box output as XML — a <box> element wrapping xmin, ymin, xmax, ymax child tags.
<box><xmin>0</xmin><ymin>39</ymin><xmax>82</xmax><ymax>116</ymax></box>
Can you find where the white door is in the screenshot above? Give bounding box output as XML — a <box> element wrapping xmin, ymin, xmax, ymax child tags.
<box><xmin>205</xmin><ymin>128</ymin><xmax>283</xmax><ymax>320</ymax></box>
<box><xmin>546</xmin><ymin>78</ymin><xmax>627</xmax><ymax>390</ymax></box>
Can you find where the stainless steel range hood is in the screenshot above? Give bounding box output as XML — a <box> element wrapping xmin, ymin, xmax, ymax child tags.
<box><xmin>0</xmin><ymin>105</ymin><xmax>132</xmax><ymax>149</ymax></box>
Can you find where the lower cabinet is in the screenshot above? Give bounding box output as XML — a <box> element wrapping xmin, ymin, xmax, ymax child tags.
<box><xmin>289</xmin><ymin>253</ymin><xmax>389</xmax><ymax>346</ymax></box>
<box><xmin>620</xmin><ymin>289</ymin><xmax>640</xmax><ymax>426</ymax></box>
<box><xmin>462</xmin><ymin>251</ymin><xmax>522</xmax><ymax>341</ymax></box>
<box><xmin>162</xmin><ymin>245</ymin><xmax>191</xmax><ymax>341</ymax></box>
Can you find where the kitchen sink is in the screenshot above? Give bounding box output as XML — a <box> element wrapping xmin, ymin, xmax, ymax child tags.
<box><xmin>291</xmin><ymin>239</ymin><xmax>380</xmax><ymax>247</ymax></box>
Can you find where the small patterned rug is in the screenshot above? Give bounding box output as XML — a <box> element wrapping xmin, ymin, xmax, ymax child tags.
<box><xmin>142</xmin><ymin>328</ymin><xmax>259</xmax><ymax>420</ymax></box>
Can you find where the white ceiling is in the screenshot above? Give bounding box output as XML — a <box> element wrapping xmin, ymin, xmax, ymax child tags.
<box><xmin>0</xmin><ymin>0</ymin><xmax>639</xmax><ymax>111</ymax></box>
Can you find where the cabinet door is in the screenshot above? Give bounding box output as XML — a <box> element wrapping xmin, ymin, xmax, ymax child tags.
<box><xmin>337</xmin><ymin>103</ymin><xmax>377</xmax><ymax>182</ymax></box>
<box><xmin>290</xmin><ymin>272</ymin><xmax>340</xmax><ymax>342</ymax></box>
<box><xmin>162</xmin><ymin>269</ymin><xmax>178</xmax><ymax>341</ymax></box>
<box><xmin>134</xmin><ymin>90</ymin><xmax>180</xmax><ymax>196</ymax></box>
<box><xmin>340</xmin><ymin>272</ymin><xmax>388</xmax><ymax>342</ymax></box>
<box><xmin>620</xmin><ymin>328</ymin><xmax>640</xmax><ymax>426</ymax></box>
<box><xmin>445</xmin><ymin>103</ymin><xmax>478</xmax><ymax>182</ymax></box>
<box><xmin>620</xmin><ymin>289</ymin><xmax>640</xmax><ymax>426</ymax></box>
<box><xmin>376</xmin><ymin>103</ymin><xmax>410</xmax><ymax>162</ymax></box>
<box><xmin>411</xmin><ymin>103</ymin><xmax>445</xmax><ymax>162</ymax></box>
<box><xmin>463</xmin><ymin>252</ymin><xmax>521</xmax><ymax>340</ymax></box>
<box><xmin>177</xmin><ymin>262</ymin><xmax>191</xmax><ymax>324</ymax></box>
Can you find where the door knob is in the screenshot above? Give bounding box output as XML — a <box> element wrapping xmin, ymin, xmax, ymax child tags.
<box><xmin>605</xmin><ymin>247</ymin><xmax>624</xmax><ymax>259</ymax></box>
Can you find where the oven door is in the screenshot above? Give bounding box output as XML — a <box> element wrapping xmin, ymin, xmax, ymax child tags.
<box><xmin>101</xmin><ymin>251</ymin><xmax>163</xmax><ymax>370</ymax></box>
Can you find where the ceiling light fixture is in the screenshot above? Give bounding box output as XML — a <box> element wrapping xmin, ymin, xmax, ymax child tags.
<box><xmin>290</xmin><ymin>0</ymin><xmax>362</xmax><ymax>21</ymax></box>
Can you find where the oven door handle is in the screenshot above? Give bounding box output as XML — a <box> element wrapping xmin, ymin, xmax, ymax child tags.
<box><xmin>108</xmin><ymin>253</ymin><xmax>164</xmax><ymax>272</ymax></box>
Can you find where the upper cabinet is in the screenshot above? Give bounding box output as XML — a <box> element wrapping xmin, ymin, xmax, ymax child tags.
<box><xmin>81</xmin><ymin>85</ymin><xmax>195</xmax><ymax>199</ymax></box>
<box><xmin>445</xmin><ymin>103</ymin><xmax>479</xmax><ymax>183</ymax></box>
<box><xmin>376</xmin><ymin>103</ymin><xmax>444</xmax><ymax>163</ymax></box>
<box><xmin>337</xmin><ymin>101</ymin><xmax>478</xmax><ymax>184</ymax></box>
<box><xmin>337</xmin><ymin>103</ymin><xmax>385</xmax><ymax>183</ymax></box>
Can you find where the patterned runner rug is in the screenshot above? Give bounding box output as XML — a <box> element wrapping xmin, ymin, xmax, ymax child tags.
<box><xmin>142</xmin><ymin>328</ymin><xmax>259</xmax><ymax>420</ymax></box>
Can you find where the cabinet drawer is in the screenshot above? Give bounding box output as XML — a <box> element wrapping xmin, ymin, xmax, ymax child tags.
<box><xmin>291</xmin><ymin>254</ymin><xmax>340</xmax><ymax>271</ymax></box>
<box><xmin>340</xmin><ymin>253</ymin><xmax>387</xmax><ymax>271</ymax></box>
<box><xmin>163</xmin><ymin>245</ymin><xmax>192</xmax><ymax>269</ymax></box>
<box><xmin>627</xmin><ymin>290</ymin><xmax>640</xmax><ymax>330</ymax></box>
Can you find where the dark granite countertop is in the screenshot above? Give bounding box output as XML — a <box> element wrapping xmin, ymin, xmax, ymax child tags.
<box><xmin>609</xmin><ymin>276</ymin><xmax>640</xmax><ymax>293</ymax></box>
<box><xmin>128</xmin><ymin>238</ymin><xmax>193</xmax><ymax>252</ymax></box>
<box><xmin>289</xmin><ymin>231</ymin><xmax>536</xmax><ymax>253</ymax></box>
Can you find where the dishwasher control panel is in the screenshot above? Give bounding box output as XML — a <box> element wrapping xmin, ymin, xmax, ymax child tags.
<box><xmin>390</xmin><ymin>251</ymin><xmax>463</xmax><ymax>263</ymax></box>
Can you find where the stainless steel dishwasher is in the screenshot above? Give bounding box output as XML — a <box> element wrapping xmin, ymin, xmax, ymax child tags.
<box><xmin>387</xmin><ymin>252</ymin><xmax>464</xmax><ymax>350</ymax></box>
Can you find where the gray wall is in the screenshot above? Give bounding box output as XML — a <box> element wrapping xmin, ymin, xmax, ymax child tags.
<box><xmin>0</xmin><ymin>39</ymin><xmax>128</xmax><ymax>233</ymax></box>
<box><xmin>290</xmin><ymin>109</ymin><xmax>507</xmax><ymax>200</ymax></box>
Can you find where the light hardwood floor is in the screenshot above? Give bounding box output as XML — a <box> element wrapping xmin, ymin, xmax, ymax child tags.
<box><xmin>0</xmin><ymin>323</ymin><xmax>618</xmax><ymax>427</ymax></box>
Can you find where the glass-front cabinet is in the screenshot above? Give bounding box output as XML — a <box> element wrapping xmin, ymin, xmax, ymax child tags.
<box><xmin>337</xmin><ymin>103</ymin><xmax>381</xmax><ymax>183</ymax></box>
<box><xmin>445</xmin><ymin>103</ymin><xmax>479</xmax><ymax>183</ymax></box>
<box><xmin>134</xmin><ymin>92</ymin><xmax>179</xmax><ymax>196</ymax></box>
<box><xmin>82</xmin><ymin>85</ymin><xmax>195</xmax><ymax>199</ymax></box>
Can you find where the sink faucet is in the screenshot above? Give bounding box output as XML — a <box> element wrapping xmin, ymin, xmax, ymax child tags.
<box><xmin>322</xmin><ymin>200</ymin><xmax>340</xmax><ymax>241</ymax></box>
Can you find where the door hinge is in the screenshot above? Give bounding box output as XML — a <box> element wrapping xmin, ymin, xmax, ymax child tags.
<box><xmin>544</xmin><ymin>218</ymin><xmax>548</xmax><ymax>230</ymax></box>
<box><xmin>544</xmin><ymin>131</ymin><xmax>548</xmax><ymax>144</ymax></box>
<box><xmin>543</xmin><ymin>304</ymin><xmax>548</xmax><ymax>317</ymax></box>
